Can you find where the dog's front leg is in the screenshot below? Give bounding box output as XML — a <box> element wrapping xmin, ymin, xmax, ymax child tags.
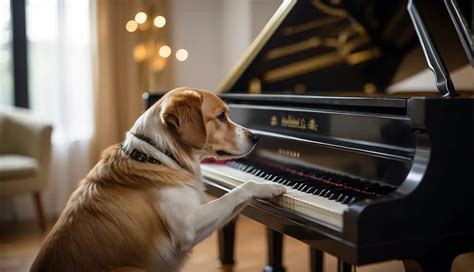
<box><xmin>191</xmin><ymin>181</ymin><xmax>286</xmax><ymax>246</ymax></box>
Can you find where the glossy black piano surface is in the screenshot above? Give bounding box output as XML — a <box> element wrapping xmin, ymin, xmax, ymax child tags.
<box><xmin>144</xmin><ymin>0</ymin><xmax>473</xmax><ymax>270</ymax></box>
<box><xmin>219</xmin><ymin>0</ymin><xmax>471</xmax><ymax>95</ymax></box>
<box><xmin>200</xmin><ymin>94</ymin><xmax>473</xmax><ymax>265</ymax></box>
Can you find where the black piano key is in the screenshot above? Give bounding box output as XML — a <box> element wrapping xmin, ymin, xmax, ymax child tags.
<box><xmin>274</xmin><ymin>177</ymin><xmax>288</xmax><ymax>184</ymax></box>
<box><xmin>301</xmin><ymin>182</ymin><xmax>324</xmax><ymax>190</ymax></box>
<box><xmin>273</xmin><ymin>173</ymin><xmax>293</xmax><ymax>179</ymax></box>
<box><xmin>261</xmin><ymin>173</ymin><xmax>274</xmax><ymax>179</ymax></box>
<box><xmin>336</xmin><ymin>193</ymin><xmax>348</xmax><ymax>202</ymax></box>
<box><xmin>347</xmin><ymin>193</ymin><xmax>371</xmax><ymax>205</ymax></box>
<box><xmin>300</xmin><ymin>183</ymin><xmax>324</xmax><ymax>191</ymax></box>
<box><xmin>268</xmin><ymin>176</ymin><xmax>284</xmax><ymax>183</ymax></box>
<box><xmin>328</xmin><ymin>192</ymin><xmax>340</xmax><ymax>200</ymax></box>
<box><xmin>315</xmin><ymin>187</ymin><xmax>335</xmax><ymax>196</ymax></box>
<box><xmin>274</xmin><ymin>175</ymin><xmax>297</xmax><ymax>180</ymax></box>
<box><xmin>235</xmin><ymin>162</ymin><xmax>247</xmax><ymax>168</ymax></box>
<box><xmin>348</xmin><ymin>196</ymin><xmax>363</xmax><ymax>205</ymax></box>
<box><xmin>228</xmin><ymin>159</ymin><xmax>399</xmax><ymax>203</ymax></box>
<box><xmin>263</xmin><ymin>170</ymin><xmax>287</xmax><ymax>176</ymax></box>
<box><xmin>250</xmin><ymin>169</ymin><xmax>262</xmax><ymax>175</ymax></box>
<box><xmin>341</xmin><ymin>193</ymin><xmax>362</xmax><ymax>204</ymax></box>
<box><xmin>296</xmin><ymin>184</ymin><xmax>307</xmax><ymax>191</ymax></box>
<box><xmin>311</xmin><ymin>187</ymin><xmax>325</xmax><ymax>195</ymax></box>
<box><xmin>291</xmin><ymin>183</ymin><xmax>303</xmax><ymax>189</ymax></box>
<box><xmin>322</xmin><ymin>187</ymin><xmax>345</xmax><ymax>198</ymax></box>
<box><xmin>255</xmin><ymin>171</ymin><xmax>268</xmax><ymax>178</ymax></box>
<box><xmin>238</xmin><ymin>163</ymin><xmax>252</xmax><ymax>170</ymax></box>
<box><xmin>242</xmin><ymin>166</ymin><xmax>255</xmax><ymax>172</ymax></box>
<box><xmin>341</xmin><ymin>195</ymin><xmax>351</xmax><ymax>204</ymax></box>
<box><xmin>323</xmin><ymin>190</ymin><xmax>333</xmax><ymax>198</ymax></box>
<box><xmin>318</xmin><ymin>188</ymin><xmax>332</xmax><ymax>196</ymax></box>
<box><xmin>252</xmin><ymin>167</ymin><xmax>275</xmax><ymax>173</ymax></box>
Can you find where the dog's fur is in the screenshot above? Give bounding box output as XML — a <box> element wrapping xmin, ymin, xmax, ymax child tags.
<box><xmin>31</xmin><ymin>88</ymin><xmax>286</xmax><ymax>272</ymax></box>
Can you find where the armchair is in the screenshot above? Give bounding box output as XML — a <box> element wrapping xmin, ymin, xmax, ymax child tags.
<box><xmin>0</xmin><ymin>107</ymin><xmax>53</xmax><ymax>231</ymax></box>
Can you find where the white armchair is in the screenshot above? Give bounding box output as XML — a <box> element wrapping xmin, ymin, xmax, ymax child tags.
<box><xmin>0</xmin><ymin>107</ymin><xmax>52</xmax><ymax>231</ymax></box>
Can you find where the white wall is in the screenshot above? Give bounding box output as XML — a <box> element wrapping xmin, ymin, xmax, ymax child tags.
<box><xmin>169</xmin><ymin>0</ymin><xmax>281</xmax><ymax>92</ymax></box>
<box><xmin>388</xmin><ymin>65</ymin><xmax>474</xmax><ymax>93</ymax></box>
<box><xmin>170</xmin><ymin>0</ymin><xmax>222</xmax><ymax>91</ymax></box>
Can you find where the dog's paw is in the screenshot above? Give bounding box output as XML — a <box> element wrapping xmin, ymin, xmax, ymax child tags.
<box><xmin>241</xmin><ymin>181</ymin><xmax>287</xmax><ymax>199</ymax></box>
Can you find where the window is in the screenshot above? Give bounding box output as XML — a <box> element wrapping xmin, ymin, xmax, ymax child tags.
<box><xmin>26</xmin><ymin>0</ymin><xmax>93</xmax><ymax>139</ymax></box>
<box><xmin>0</xmin><ymin>0</ymin><xmax>13</xmax><ymax>106</ymax></box>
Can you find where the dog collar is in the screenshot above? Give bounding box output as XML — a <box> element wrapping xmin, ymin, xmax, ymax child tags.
<box><xmin>124</xmin><ymin>133</ymin><xmax>185</xmax><ymax>168</ymax></box>
<box><xmin>120</xmin><ymin>143</ymin><xmax>162</xmax><ymax>165</ymax></box>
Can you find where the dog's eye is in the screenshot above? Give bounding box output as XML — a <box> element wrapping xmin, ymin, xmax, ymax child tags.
<box><xmin>217</xmin><ymin>112</ymin><xmax>227</xmax><ymax>122</ymax></box>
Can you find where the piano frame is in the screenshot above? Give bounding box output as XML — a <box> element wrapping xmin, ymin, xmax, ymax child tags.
<box><xmin>145</xmin><ymin>92</ymin><xmax>473</xmax><ymax>271</ymax></box>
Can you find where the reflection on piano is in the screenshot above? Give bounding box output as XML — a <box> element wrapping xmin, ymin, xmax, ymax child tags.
<box><xmin>146</xmin><ymin>0</ymin><xmax>473</xmax><ymax>271</ymax></box>
<box><xmin>200</xmin><ymin>94</ymin><xmax>472</xmax><ymax>271</ymax></box>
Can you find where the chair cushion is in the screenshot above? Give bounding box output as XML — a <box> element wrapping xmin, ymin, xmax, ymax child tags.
<box><xmin>0</xmin><ymin>154</ymin><xmax>39</xmax><ymax>179</ymax></box>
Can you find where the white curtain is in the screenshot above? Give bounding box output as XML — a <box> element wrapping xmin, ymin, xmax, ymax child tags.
<box><xmin>0</xmin><ymin>0</ymin><xmax>94</xmax><ymax>221</ymax></box>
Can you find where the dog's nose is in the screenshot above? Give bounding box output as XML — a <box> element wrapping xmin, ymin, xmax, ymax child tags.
<box><xmin>249</xmin><ymin>133</ymin><xmax>259</xmax><ymax>144</ymax></box>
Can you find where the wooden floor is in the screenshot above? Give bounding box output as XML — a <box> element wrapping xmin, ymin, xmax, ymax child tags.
<box><xmin>1</xmin><ymin>216</ymin><xmax>472</xmax><ymax>272</ymax></box>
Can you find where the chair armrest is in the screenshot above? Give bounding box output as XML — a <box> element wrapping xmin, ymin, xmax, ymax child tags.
<box><xmin>0</xmin><ymin>108</ymin><xmax>53</xmax><ymax>179</ymax></box>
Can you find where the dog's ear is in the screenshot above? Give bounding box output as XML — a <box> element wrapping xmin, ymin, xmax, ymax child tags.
<box><xmin>160</xmin><ymin>90</ymin><xmax>207</xmax><ymax>149</ymax></box>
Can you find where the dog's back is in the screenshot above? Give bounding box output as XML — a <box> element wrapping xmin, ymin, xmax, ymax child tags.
<box><xmin>30</xmin><ymin>146</ymin><xmax>186</xmax><ymax>271</ymax></box>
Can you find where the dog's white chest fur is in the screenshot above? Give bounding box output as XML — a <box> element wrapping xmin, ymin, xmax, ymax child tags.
<box><xmin>149</xmin><ymin>184</ymin><xmax>205</xmax><ymax>270</ymax></box>
<box><xmin>159</xmin><ymin>185</ymin><xmax>206</xmax><ymax>248</ymax></box>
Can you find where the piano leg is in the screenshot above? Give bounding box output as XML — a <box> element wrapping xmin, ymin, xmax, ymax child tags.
<box><xmin>337</xmin><ymin>259</ymin><xmax>353</xmax><ymax>272</ymax></box>
<box><xmin>402</xmin><ymin>253</ymin><xmax>456</xmax><ymax>272</ymax></box>
<box><xmin>218</xmin><ymin>218</ymin><xmax>237</xmax><ymax>272</ymax></box>
<box><xmin>310</xmin><ymin>247</ymin><xmax>324</xmax><ymax>272</ymax></box>
<box><xmin>263</xmin><ymin>228</ymin><xmax>286</xmax><ymax>272</ymax></box>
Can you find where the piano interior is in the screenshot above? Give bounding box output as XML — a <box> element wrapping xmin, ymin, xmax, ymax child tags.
<box><xmin>220</xmin><ymin>0</ymin><xmax>471</xmax><ymax>96</ymax></box>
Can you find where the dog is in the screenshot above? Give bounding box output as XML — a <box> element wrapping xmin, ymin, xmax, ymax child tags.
<box><xmin>31</xmin><ymin>88</ymin><xmax>286</xmax><ymax>272</ymax></box>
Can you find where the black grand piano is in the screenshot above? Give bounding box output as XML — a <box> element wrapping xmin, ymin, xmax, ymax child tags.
<box><xmin>146</xmin><ymin>0</ymin><xmax>473</xmax><ymax>271</ymax></box>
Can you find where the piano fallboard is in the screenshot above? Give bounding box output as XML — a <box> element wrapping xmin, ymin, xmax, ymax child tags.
<box><xmin>223</xmin><ymin>95</ymin><xmax>416</xmax><ymax>186</ymax></box>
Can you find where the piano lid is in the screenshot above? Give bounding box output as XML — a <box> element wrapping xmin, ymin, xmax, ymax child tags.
<box><xmin>218</xmin><ymin>0</ymin><xmax>471</xmax><ymax>95</ymax></box>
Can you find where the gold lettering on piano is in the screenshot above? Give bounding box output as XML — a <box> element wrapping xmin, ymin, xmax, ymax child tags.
<box><xmin>281</xmin><ymin>114</ymin><xmax>307</xmax><ymax>130</ymax></box>
<box><xmin>308</xmin><ymin>118</ymin><xmax>318</xmax><ymax>131</ymax></box>
<box><xmin>278</xmin><ymin>148</ymin><xmax>300</xmax><ymax>158</ymax></box>
<box><xmin>270</xmin><ymin>115</ymin><xmax>318</xmax><ymax>132</ymax></box>
<box><xmin>270</xmin><ymin>115</ymin><xmax>279</xmax><ymax>126</ymax></box>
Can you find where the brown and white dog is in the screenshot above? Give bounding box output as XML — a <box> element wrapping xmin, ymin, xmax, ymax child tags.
<box><xmin>31</xmin><ymin>88</ymin><xmax>286</xmax><ymax>272</ymax></box>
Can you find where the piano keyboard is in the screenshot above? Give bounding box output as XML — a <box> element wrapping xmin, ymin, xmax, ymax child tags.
<box><xmin>201</xmin><ymin>158</ymin><xmax>396</xmax><ymax>230</ymax></box>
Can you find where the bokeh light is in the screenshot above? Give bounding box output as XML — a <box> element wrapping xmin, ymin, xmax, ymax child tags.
<box><xmin>176</xmin><ymin>49</ymin><xmax>188</xmax><ymax>61</ymax></box>
<box><xmin>159</xmin><ymin>45</ymin><xmax>172</xmax><ymax>58</ymax></box>
<box><xmin>133</xmin><ymin>43</ymin><xmax>147</xmax><ymax>62</ymax></box>
<box><xmin>154</xmin><ymin>16</ymin><xmax>166</xmax><ymax>28</ymax></box>
<box><xmin>135</xmin><ymin>12</ymin><xmax>147</xmax><ymax>24</ymax></box>
<box><xmin>125</xmin><ymin>20</ymin><xmax>138</xmax><ymax>32</ymax></box>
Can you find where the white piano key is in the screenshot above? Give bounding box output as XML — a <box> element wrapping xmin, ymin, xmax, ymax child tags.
<box><xmin>201</xmin><ymin>164</ymin><xmax>347</xmax><ymax>230</ymax></box>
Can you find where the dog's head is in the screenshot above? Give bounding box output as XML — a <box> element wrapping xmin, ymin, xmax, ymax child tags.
<box><xmin>158</xmin><ymin>88</ymin><xmax>258</xmax><ymax>159</ymax></box>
